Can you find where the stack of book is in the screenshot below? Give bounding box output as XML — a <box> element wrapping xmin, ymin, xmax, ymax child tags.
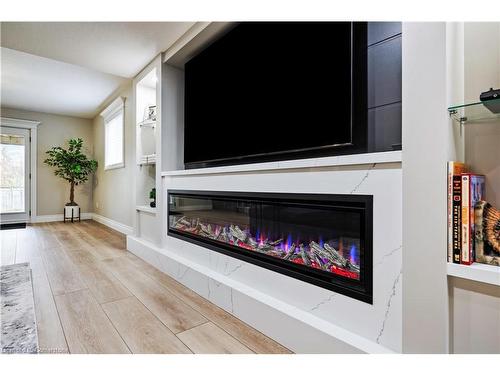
<box><xmin>447</xmin><ymin>162</ymin><xmax>486</xmax><ymax>265</ymax></box>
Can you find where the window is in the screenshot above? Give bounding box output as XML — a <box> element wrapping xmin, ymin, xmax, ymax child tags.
<box><xmin>100</xmin><ymin>97</ymin><xmax>124</xmax><ymax>170</ymax></box>
<box><xmin>1</xmin><ymin>133</ymin><xmax>26</xmax><ymax>213</ymax></box>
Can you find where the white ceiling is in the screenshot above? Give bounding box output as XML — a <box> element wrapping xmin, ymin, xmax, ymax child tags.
<box><xmin>1</xmin><ymin>22</ymin><xmax>195</xmax><ymax>78</ymax></box>
<box><xmin>1</xmin><ymin>47</ymin><xmax>129</xmax><ymax>118</ymax></box>
<box><xmin>0</xmin><ymin>22</ymin><xmax>195</xmax><ymax>118</ymax></box>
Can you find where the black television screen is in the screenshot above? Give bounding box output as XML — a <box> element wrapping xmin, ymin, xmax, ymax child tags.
<box><xmin>184</xmin><ymin>22</ymin><xmax>367</xmax><ymax>168</ymax></box>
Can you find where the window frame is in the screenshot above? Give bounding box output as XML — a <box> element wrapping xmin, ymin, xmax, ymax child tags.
<box><xmin>100</xmin><ymin>97</ymin><xmax>125</xmax><ymax>171</ymax></box>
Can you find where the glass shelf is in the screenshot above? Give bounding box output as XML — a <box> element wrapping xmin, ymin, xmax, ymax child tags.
<box><xmin>448</xmin><ymin>97</ymin><xmax>500</xmax><ymax>124</ymax></box>
<box><xmin>138</xmin><ymin>154</ymin><xmax>156</xmax><ymax>166</ymax></box>
<box><xmin>137</xmin><ymin>119</ymin><xmax>156</xmax><ymax>128</ymax></box>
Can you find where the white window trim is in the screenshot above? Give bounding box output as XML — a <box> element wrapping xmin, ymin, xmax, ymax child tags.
<box><xmin>0</xmin><ymin>117</ymin><xmax>41</xmax><ymax>222</ymax></box>
<box><xmin>100</xmin><ymin>97</ymin><xmax>125</xmax><ymax>170</ymax></box>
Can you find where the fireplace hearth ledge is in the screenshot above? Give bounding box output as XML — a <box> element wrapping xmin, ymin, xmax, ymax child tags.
<box><xmin>127</xmin><ymin>234</ymin><xmax>395</xmax><ymax>354</ymax></box>
<box><xmin>161</xmin><ymin>150</ymin><xmax>402</xmax><ymax>177</ymax></box>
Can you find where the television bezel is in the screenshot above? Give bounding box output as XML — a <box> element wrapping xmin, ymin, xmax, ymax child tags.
<box><xmin>183</xmin><ymin>22</ymin><xmax>368</xmax><ymax>169</ymax></box>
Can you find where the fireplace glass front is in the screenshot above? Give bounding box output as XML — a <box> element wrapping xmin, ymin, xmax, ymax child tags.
<box><xmin>167</xmin><ymin>190</ymin><xmax>373</xmax><ymax>303</ymax></box>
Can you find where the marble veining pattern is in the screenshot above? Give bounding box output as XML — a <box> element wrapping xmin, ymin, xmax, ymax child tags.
<box><xmin>177</xmin><ymin>264</ymin><xmax>190</xmax><ymax>280</ymax></box>
<box><xmin>207</xmin><ymin>277</ymin><xmax>233</xmax><ymax>313</ymax></box>
<box><xmin>376</xmin><ymin>269</ymin><xmax>402</xmax><ymax>344</ymax></box>
<box><xmin>375</xmin><ymin>245</ymin><xmax>403</xmax><ymax>267</ymax></box>
<box><xmin>223</xmin><ymin>262</ymin><xmax>243</xmax><ymax>276</ymax></box>
<box><xmin>1</xmin><ymin>263</ymin><xmax>39</xmax><ymax>354</ymax></box>
<box><xmin>309</xmin><ymin>293</ymin><xmax>336</xmax><ymax>312</ymax></box>
<box><xmin>350</xmin><ymin>163</ymin><xmax>377</xmax><ymax>193</ymax></box>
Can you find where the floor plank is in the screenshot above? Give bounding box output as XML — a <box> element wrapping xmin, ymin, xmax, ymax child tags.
<box><xmin>79</xmin><ymin>220</ymin><xmax>126</xmax><ymax>247</ymax></box>
<box><xmin>33</xmin><ymin>224</ymin><xmax>61</xmax><ymax>250</ymax></box>
<box><xmin>32</xmin><ymin>274</ymin><xmax>69</xmax><ymax>354</ymax></box>
<box><xmin>0</xmin><ymin>229</ymin><xmax>17</xmax><ymax>265</ymax></box>
<box><xmin>177</xmin><ymin>322</ymin><xmax>253</xmax><ymax>354</ymax></box>
<box><xmin>102</xmin><ymin>256</ymin><xmax>208</xmax><ymax>334</ymax></box>
<box><xmin>67</xmin><ymin>227</ymin><xmax>116</xmax><ymax>261</ymax></box>
<box><xmin>70</xmin><ymin>223</ymin><xmax>127</xmax><ymax>259</ymax></box>
<box><xmin>15</xmin><ymin>226</ymin><xmax>45</xmax><ymax>278</ymax></box>
<box><xmin>49</xmin><ymin>226</ymin><xmax>84</xmax><ymax>251</ymax></box>
<box><xmin>54</xmin><ymin>289</ymin><xmax>130</xmax><ymax>354</ymax></box>
<box><xmin>125</xmin><ymin>253</ymin><xmax>292</xmax><ymax>354</ymax></box>
<box><xmin>102</xmin><ymin>296</ymin><xmax>192</xmax><ymax>354</ymax></box>
<box><xmin>39</xmin><ymin>245</ymin><xmax>87</xmax><ymax>296</ymax></box>
<box><xmin>64</xmin><ymin>249</ymin><xmax>132</xmax><ymax>304</ymax></box>
<box><xmin>84</xmin><ymin>221</ymin><xmax>126</xmax><ymax>245</ymax></box>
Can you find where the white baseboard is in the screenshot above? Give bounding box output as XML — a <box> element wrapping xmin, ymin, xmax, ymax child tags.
<box><xmin>32</xmin><ymin>212</ymin><xmax>92</xmax><ymax>223</ymax></box>
<box><xmin>91</xmin><ymin>213</ymin><xmax>133</xmax><ymax>236</ymax></box>
<box><xmin>32</xmin><ymin>212</ymin><xmax>133</xmax><ymax>236</ymax></box>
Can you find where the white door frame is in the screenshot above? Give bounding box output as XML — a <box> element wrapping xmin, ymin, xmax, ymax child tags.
<box><xmin>1</xmin><ymin>117</ymin><xmax>40</xmax><ymax>222</ymax></box>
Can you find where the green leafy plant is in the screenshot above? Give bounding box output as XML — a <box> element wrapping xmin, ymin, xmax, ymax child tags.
<box><xmin>149</xmin><ymin>188</ymin><xmax>156</xmax><ymax>208</ymax></box>
<box><xmin>44</xmin><ymin>138</ymin><xmax>97</xmax><ymax>206</ymax></box>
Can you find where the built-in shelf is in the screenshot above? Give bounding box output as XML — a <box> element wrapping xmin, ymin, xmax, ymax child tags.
<box><xmin>448</xmin><ymin>97</ymin><xmax>500</xmax><ymax>124</ymax></box>
<box><xmin>138</xmin><ymin>161</ymin><xmax>156</xmax><ymax>166</ymax></box>
<box><xmin>136</xmin><ymin>205</ymin><xmax>156</xmax><ymax>214</ymax></box>
<box><xmin>447</xmin><ymin>262</ymin><xmax>500</xmax><ymax>286</ymax></box>
<box><xmin>138</xmin><ymin>154</ymin><xmax>156</xmax><ymax>166</ymax></box>
<box><xmin>138</xmin><ymin>119</ymin><xmax>156</xmax><ymax>128</ymax></box>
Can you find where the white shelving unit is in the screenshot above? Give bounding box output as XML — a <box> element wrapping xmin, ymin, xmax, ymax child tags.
<box><xmin>447</xmin><ymin>262</ymin><xmax>500</xmax><ymax>286</ymax></box>
<box><xmin>446</xmin><ymin>96</ymin><xmax>500</xmax><ymax>287</ymax></box>
<box><xmin>132</xmin><ymin>55</ymin><xmax>162</xmax><ymax>246</ymax></box>
<box><xmin>442</xmin><ymin>23</ymin><xmax>500</xmax><ymax>353</ymax></box>
<box><xmin>136</xmin><ymin>205</ymin><xmax>157</xmax><ymax>215</ymax></box>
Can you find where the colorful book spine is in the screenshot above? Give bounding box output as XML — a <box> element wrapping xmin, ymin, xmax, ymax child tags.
<box><xmin>461</xmin><ymin>173</ymin><xmax>485</xmax><ymax>265</ymax></box>
<box><xmin>452</xmin><ymin>175</ymin><xmax>462</xmax><ymax>264</ymax></box>
<box><xmin>447</xmin><ymin>162</ymin><xmax>467</xmax><ymax>262</ymax></box>
<box><xmin>461</xmin><ymin>175</ymin><xmax>470</xmax><ymax>264</ymax></box>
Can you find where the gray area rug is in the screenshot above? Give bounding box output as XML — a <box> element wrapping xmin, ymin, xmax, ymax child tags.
<box><xmin>1</xmin><ymin>262</ymin><xmax>39</xmax><ymax>354</ymax></box>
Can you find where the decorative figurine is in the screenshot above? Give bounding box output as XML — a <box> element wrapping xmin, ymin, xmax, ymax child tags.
<box><xmin>475</xmin><ymin>200</ymin><xmax>500</xmax><ymax>266</ymax></box>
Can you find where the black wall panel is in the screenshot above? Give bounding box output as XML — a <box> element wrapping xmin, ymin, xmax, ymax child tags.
<box><xmin>367</xmin><ymin>22</ymin><xmax>402</xmax><ymax>46</ymax></box>
<box><xmin>368</xmin><ymin>103</ymin><xmax>402</xmax><ymax>152</ymax></box>
<box><xmin>368</xmin><ymin>36</ymin><xmax>402</xmax><ymax>108</ymax></box>
<box><xmin>366</xmin><ymin>22</ymin><xmax>402</xmax><ymax>152</ymax></box>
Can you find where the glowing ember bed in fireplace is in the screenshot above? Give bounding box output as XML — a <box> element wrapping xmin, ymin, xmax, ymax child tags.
<box><xmin>167</xmin><ymin>190</ymin><xmax>373</xmax><ymax>303</ymax></box>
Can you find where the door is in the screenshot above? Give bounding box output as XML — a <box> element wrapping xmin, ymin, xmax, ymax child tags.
<box><xmin>0</xmin><ymin>127</ymin><xmax>30</xmax><ymax>223</ymax></box>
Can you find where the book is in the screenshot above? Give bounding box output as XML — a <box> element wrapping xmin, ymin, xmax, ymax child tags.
<box><xmin>460</xmin><ymin>174</ymin><xmax>485</xmax><ymax>265</ymax></box>
<box><xmin>452</xmin><ymin>175</ymin><xmax>463</xmax><ymax>263</ymax></box>
<box><xmin>447</xmin><ymin>162</ymin><xmax>467</xmax><ymax>262</ymax></box>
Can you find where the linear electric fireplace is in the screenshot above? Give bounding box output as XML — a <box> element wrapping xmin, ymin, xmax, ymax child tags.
<box><xmin>167</xmin><ymin>190</ymin><xmax>373</xmax><ymax>303</ymax></box>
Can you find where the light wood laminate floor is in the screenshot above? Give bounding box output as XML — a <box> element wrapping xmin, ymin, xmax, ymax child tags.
<box><xmin>0</xmin><ymin>221</ymin><xmax>291</xmax><ymax>354</ymax></box>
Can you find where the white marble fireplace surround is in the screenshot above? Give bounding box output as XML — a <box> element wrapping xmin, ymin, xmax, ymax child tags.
<box><xmin>127</xmin><ymin>151</ymin><xmax>402</xmax><ymax>353</ymax></box>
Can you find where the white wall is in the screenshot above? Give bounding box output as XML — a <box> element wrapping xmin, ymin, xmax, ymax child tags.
<box><xmin>92</xmin><ymin>83</ymin><xmax>135</xmax><ymax>227</ymax></box>
<box><xmin>1</xmin><ymin>107</ymin><xmax>94</xmax><ymax>215</ymax></box>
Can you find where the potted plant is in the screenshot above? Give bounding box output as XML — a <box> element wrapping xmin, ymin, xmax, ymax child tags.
<box><xmin>44</xmin><ymin>138</ymin><xmax>97</xmax><ymax>221</ymax></box>
<box><xmin>149</xmin><ymin>188</ymin><xmax>156</xmax><ymax>208</ymax></box>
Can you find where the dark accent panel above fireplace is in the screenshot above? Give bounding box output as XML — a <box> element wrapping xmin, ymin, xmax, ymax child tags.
<box><xmin>167</xmin><ymin>190</ymin><xmax>373</xmax><ymax>304</ymax></box>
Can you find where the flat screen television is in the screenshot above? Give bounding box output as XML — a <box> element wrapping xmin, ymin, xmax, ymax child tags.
<box><xmin>184</xmin><ymin>22</ymin><xmax>367</xmax><ymax>169</ymax></box>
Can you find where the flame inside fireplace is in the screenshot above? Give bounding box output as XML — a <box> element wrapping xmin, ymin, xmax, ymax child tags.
<box><xmin>350</xmin><ymin>244</ymin><xmax>358</xmax><ymax>264</ymax></box>
<box><xmin>170</xmin><ymin>215</ymin><xmax>361</xmax><ymax>280</ymax></box>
